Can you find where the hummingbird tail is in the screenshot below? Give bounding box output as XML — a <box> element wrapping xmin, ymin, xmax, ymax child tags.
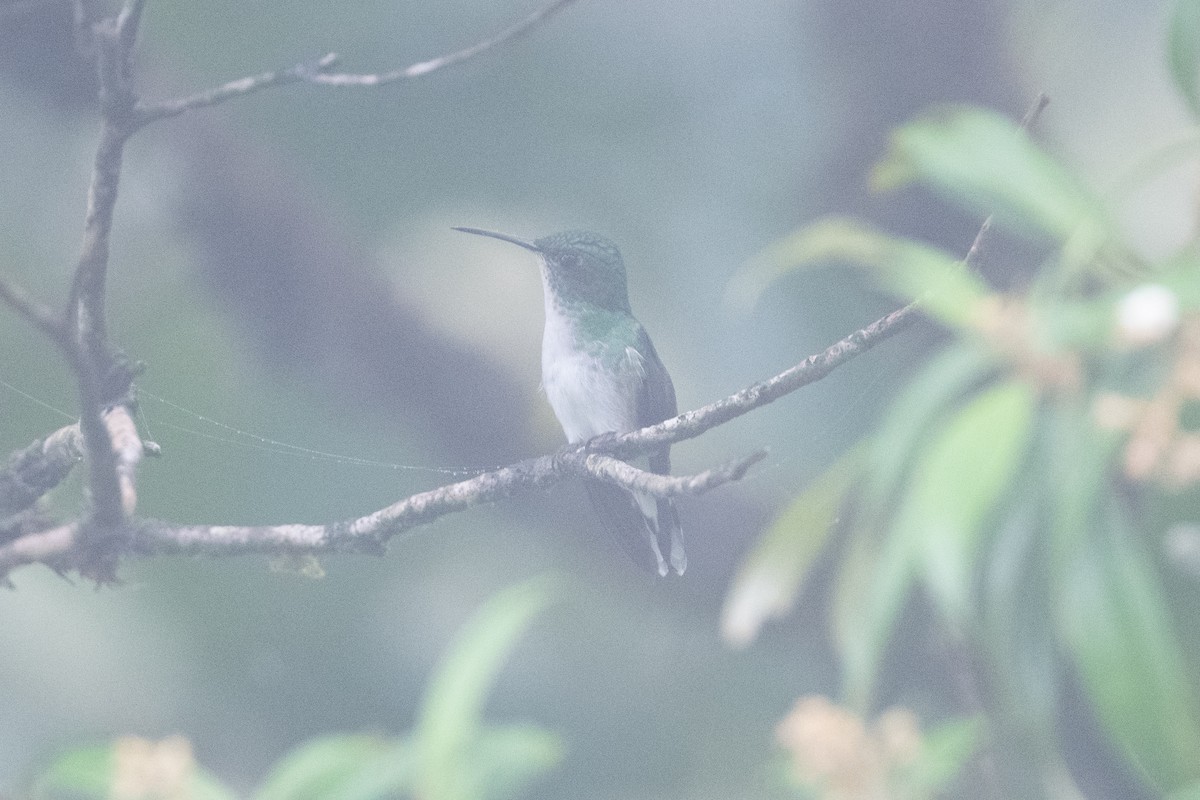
<box><xmin>662</xmin><ymin>495</ymin><xmax>686</xmax><ymax>575</ymax></box>
<box><xmin>584</xmin><ymin>481</ymin><xmax>685</xmax><ymax>577</ymax></box>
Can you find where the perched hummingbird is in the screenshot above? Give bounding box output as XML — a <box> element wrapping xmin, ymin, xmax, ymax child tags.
<box><xmin>453</xmin><ymin>227</ymin><xmax>686</xmax><ymax>576</ymax></box>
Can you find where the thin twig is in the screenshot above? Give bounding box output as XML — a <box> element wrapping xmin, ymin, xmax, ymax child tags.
<box><xmin>580</xmin><ymin>450</ymin><xmax>769</xmax><ymax>496</ymax></box>
<box><xmin>609</xmin><ymin>302</ymin><xmax>920</xmax><ymax>459</ymax></box>
<box><xmin>114</xmin><ymin>0</ymin><xmax>146</xmax><ymax>51</ymax></box>
<box><xmin>963</xmin><ymin>93</ymin><xmax>1049</xmax><ymax>270</ymax></box>
<box><xmin>1019</xmin><ymin>93</ymin><xmax>1051</xmax><ymax>131</ymax></box>
<box><xmin>134</xmin><ymin>54</ymin><xmax>340</xmax><ymax>125</ymax></box>
<box><xmin>0</xmin><ymin>274</ymin><xmax>68</xmax><ymax>347</ymax></box>
<box><xmin>70</xmin><ymin>0</ymin><xmax>100</xmax><ymax>56</ymax></box>
<box><xmin>310</xmin><ymin>0</ymin><xmax>578</xmax><ymax>85</ymax></box>
<box><xmin>135</xmin><ymin>0</ymin><xmax>579</xmax><ymax>126</ymax></box>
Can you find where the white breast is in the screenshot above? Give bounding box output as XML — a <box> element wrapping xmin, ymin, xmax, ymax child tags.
<box><xmin>541</xmin><ymin>306</ymin><xmax>637</xmax><ymax>443</ymax></box>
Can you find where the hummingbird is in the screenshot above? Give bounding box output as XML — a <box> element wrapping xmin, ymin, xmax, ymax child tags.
<box><xmin>453</xmin><ymin>227</ymin><xmax>686</xmax><ymax>576</ymax></box>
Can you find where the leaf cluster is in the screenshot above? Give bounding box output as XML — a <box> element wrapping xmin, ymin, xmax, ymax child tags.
<box><xmin>724</xmin><ymin>4</ymin><xmax>1200</xmax><ymax>794</ymax></box>
<box><xmin>28</xmin><ymin>577</ymin><xmax>564</xmax><ymax>800</ymax></box>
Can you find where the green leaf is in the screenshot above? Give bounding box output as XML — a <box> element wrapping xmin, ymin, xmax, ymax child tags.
<box><xmin>1152</xmin><ymin>251</ymin><xmax>1200</xmax><ymax>313</ymax></box>
<box><xmin>30</xmin><ymin>744</ymin><xmax>112</xmax><ymax>798</ymax></box>
<box><xmin>464</xmin><ymin>724</ymin><xmax>566</xmax><ymax>800</ymax></box>
<box><xmin>899</xmin><ymin>380</ymin><xmax>1036</xmax><ymax>624</ymax></box>
<box><xmin>255</xmin><ymin>579</ymin><xmax>563</xmax><ymax>800</ymax></box>
<box><xmin>254</xmin><ymin>735</ymin><xmax>409</xmax><ymax>800</ymax></box>
<box><xmin>721</xmin><ymin>447</ymin><xmax>861</xmax><ymax>648</ymax></box>
<box><xmin>725</xmin><ymin>217</ymin><xmax>987</xmax><ymax>329</ymax></box>
<box><xmin>896</xmin><ymin>716</ymin><xmax>981</xmax><ymax>797</ymax></box>
<box><xmin>1044</xmin><ymin>401</ymin><xmax>1119</xmax><ymax>569</ymax></box>
<box><xmin>859</xmin><ymin>343</ymin><xmax>998</xmax><ymax>530</ymax></box>
<box><xmin>1169</xmin><ymin>0</ymin><xmax>1200</xmax><ymax>118</ymax></box>
<box><xmin>323</xmin><ymin>744</ymin><xmax>418</xmax><ymax>800</ymax></box>
<box><xmin>838</xmin><ymin>346</ymin><xmax>996</xmax><ymax>708</ymax></box>
<box><xmin>1030</xmin><ymin>291</ymin><xmax>1116</xmax><ymax>353</ymax></box>
<box><xmin>1060</xmin><ymin>502</ymin><xmax>1200</xmax><ymax>794</ymax></box>
<box><xmin>873</xmin><ymin>106</ymin><xmax>1109</xmax><ymax>252</ymax></box>
<box><xmin>1170</xmin><ymin>780</ymin><xmax>1200</xmax><ymax>800</ymax></box>
<box><xmin>187</xmin><ymin>771</ymin><xmax>240</xmax><ymax>800</ymax></box>
<box><xmin>183</xmin><ymin>770</ymin><xmax>241</xmax><ymax>800</ymax></box>
<box><xmin>836</xmin><ymin>517</ymin><xmax>917</xmax><ymax>710</ymax></box>
<box><xmin>978</xmin><ymin>486</ymin><xmax>1062</xmax><ymax>755</ymax></box>
<box><xmin>1108</xmin><ymin>133</ymin><xmax>1200</xmax><ymax>204</ymax></box>
<box><xmin>841</xmin><ymin>380</ymin><xmax>1035</xmax><ymax>709</ymax></box>
<box><xmin>415</xmin><ymin>575</ymin><xmax>562</xmax><ymax>800</ymax></box>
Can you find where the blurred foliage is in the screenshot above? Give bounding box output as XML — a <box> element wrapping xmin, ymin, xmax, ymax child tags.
<box><xmin>726</xmin><ymin>5</ymin><xmax>1200</xmax><ymax>796</ymax></box>
<box><xmin>28</xmin><ymin>576</ymin><xmax>563</xmax><ymax>800</ymax></box>
<box><xmin>1170</xmin><ymin>0</ymin><xmax>1200</xmax><ymax>120</ymax></box>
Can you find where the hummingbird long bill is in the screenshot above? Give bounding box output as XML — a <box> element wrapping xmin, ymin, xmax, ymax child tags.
<box><xmin>454</xmin><ymin>226</ymin><xmax>686</xmax><ymax>576</ymax></box>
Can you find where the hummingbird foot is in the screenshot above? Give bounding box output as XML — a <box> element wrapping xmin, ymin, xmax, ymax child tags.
<box><xmin>581</xmin><ymin>431</ymin><xmax>621</xmax><ymax>453</ymax></box>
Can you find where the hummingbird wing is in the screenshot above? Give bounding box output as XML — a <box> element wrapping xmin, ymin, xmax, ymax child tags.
<box><xmin>630</xmin><ymin>330</ymin><xmax>678</xmax><ymax>471</ymax></box>
<box><xmin>632</xmin><ymin>331</ymin><xmax>686</xmax><ymax>576</ymax></box>
<box><xmin>584</xmin><ymin>329</ymin><xmax>686</xmax><ymax>576</ymax></box>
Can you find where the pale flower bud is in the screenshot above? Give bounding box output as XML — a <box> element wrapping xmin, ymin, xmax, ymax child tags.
<box><xmin>1116</xmin><ymin>284</ymin><xmax>1180</xmax><ymax>347</ymax></box>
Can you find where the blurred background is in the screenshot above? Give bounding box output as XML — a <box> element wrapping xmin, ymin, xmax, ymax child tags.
<box><xmin>0</xmin><ymin>0</ymin><xmax>1194</xmax><ymax>797</ymax></box>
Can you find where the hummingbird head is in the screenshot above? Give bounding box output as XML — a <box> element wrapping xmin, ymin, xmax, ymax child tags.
<box><xmin>453</xmin><ymin>227</ymin><xmax>631</xmax><ymax>313</ymax></box>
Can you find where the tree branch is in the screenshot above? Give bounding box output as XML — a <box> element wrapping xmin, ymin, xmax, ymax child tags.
<box><xmin>0</xmin><ymin>423</ymin><xmax>85</xmax><ymax>518</ymax></box>
<box><xmin>0</xmin><ymin>523</ymin><xmax>77</xmax><ymax>580</ymax></box>
<box><xmin>0</xmin><ymin>406</ymin><xmax>141</xmax><ymax>534</ymax></box>
<box><xmin>0</xmin><ymin>442</ymin><xmax>760</xmax><ymax>571</ymax></box>
<box><xmin>0</xmin><ymin>0</ymin><xmax>587</xmax><ymax>581</ymax></box>
<box><xmin>577</xmin><ymin>451</ymin><xmax>769</xmax><ymax>496</ymax></box>
<box><xmin>0</xmin><ymin>301</ymin><xmax>914</xmax><ymax>580</ymax></box>
<box><xmin>134</xmin><ymin>0</ymin><xmax>579</xmax><ymax>126</ymax></box>
<box><xmin>609</xmin><ymin>303</ymin><xmax>920</xmax><ymax>459</ymax></box>
<box><xmin>8</xmin><ymin>1</ymin><xmax>583</xmax><ymax>540</ymax></box>
<box><xmin>64</xmin><ymin>3</ymin><xmax>145</xmax><ymax>533</ymax></box>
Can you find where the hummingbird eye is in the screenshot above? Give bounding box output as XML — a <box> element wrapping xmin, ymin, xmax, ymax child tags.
<box><xmin>559</xmin><ymin>252</ymin><xmax>582</xmax><ymax>270</ymax></box>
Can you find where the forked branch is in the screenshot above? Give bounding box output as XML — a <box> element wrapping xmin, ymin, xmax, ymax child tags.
<box><xmin>0</xmin><ymin>0</ymin><xmax>585</xmax><ymax>579</ymax></box>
